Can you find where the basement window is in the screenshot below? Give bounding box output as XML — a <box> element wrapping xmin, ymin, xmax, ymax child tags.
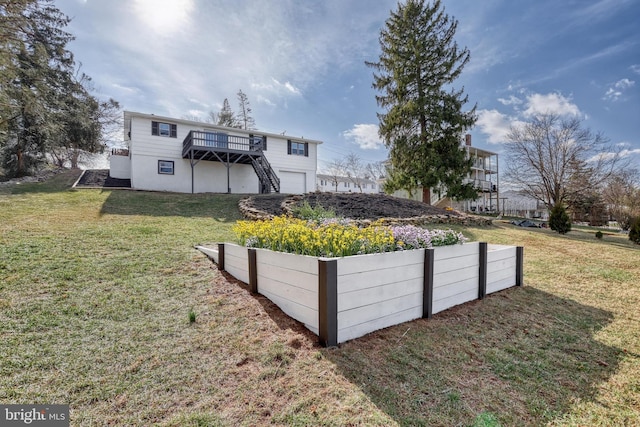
<box><xmin>158</xmin><ymin>160</ymin><xmax>174</xmax><ymax>175</ymax></box>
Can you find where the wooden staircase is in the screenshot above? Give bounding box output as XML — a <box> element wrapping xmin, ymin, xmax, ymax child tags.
<box><xmin>251</xmin><ymin>155</ymin><xmax>280</xmax><ymax>193</ymax></box>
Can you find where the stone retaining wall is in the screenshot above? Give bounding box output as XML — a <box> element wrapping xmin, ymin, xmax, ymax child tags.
<box><xmin>238</xmin><ymin>196</ymin><xmax>493</xmax><ymax>226</ymax></box>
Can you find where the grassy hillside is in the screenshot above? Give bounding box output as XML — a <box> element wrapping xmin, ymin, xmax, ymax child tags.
<box><xmin>0</xmin><ymin>171</ymin><xmax>638</xmax><ymax>426</ymax></box>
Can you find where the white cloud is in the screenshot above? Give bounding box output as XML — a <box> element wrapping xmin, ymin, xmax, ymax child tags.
<box><xmin>256</xmin><ymin>95</ymin><xmax>276</xmax><ymax>107</ymax></box>
<box><xmin>497</xmin><ymin>95</ymin><xmax>523</xmax><ymax>106</ymax></box>
<box><xmin>476</xmin><ymin>110</ymin><xmax>514</xmax><ymax>144</ymax></box>
<box><xmin>185</xmin><ymin>109</ymin><xmax>206</xmax><ymax>119</ymax></box>
<box><xmin>110</xmin><ymin>83</ymin><xmax>140</xmax><ymax>95</ymax></box>
<box><xmin>283</xmin><ymin>81</ymin><xmax>301</xmax><ymax>96</ymax></box>
<box><xmin>523</xmin><ymin>92</ymin><xmax>581</xmax><ymax>117</ymax></box>
<box><xmin>342</xmin><ymin>124</ymin><xmax>382</xmax><ymax>150</ymax></box>
<box><xmin>631</xmin><ymin>65</ymin><xmax>640</xmax><ymax>75</ymax></box>
<box><xmin>616</xmin><ymin>78</ymin><xmax>636</xmax><ymax>89</ymax></box>
<box><xmin>603</xmin><ymin>88</ymin><xmax>622</xmax><ymax>102</ymax></box>
<box><xmin>251</xmin><ymin>79</ymin><xmax>302</xmax><ymax>97</ymax></box>
<box><xmin>133</xmin><ymin>0</ymin><xmax>194</xmax><ymax>35</ymax></box>
<box><xmin>603</xmin><ymin>78</ymin><xmax>635</xmax><ymax>101</ymax></box>
<box><xmin>187</xmin><ymin>98</ymin><xmax>210</xmax><ymax>109</ymax></box>
<box><xmin>588</xmin><ymin>149</ymin><xmax>640</xmax><ymax>162</ymax></box>
<box><xmin>478</xmin><ymin>91</ymin><xmax>582</xmax><ymax>144</ymax></box>
<box><xmin>621</xmin><ymin>148</ymin><xmax>640</xmax><ymax>157</ymax></box>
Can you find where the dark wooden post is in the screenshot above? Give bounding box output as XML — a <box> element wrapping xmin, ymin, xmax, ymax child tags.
<box><xmin>516</xmin><ymin>246</ymin><xmax>524</xmax><ymax>286</ymax></box>
<box><xmin>423</xmin><ymin>248</ymin><xmax>434</xmax><ymax>319</ymax></box>
<box><xmin>248</xmin><ymin>248</ymin><xmax>258</xmax><ymax>294</ymax></box>
<box><xmin>217</xmin><ymin>243</ymin><xmax>225</xmax><ymax>271</ymax></box>
<box><xmin>318</xmin><ymin>259</ymin><xmax>338</xmax><ymax>347</ymax></box>
<box><xmin>479</xmin><ymin>242</ymin><xmax>487</xmax><ymax>299</ymax></box>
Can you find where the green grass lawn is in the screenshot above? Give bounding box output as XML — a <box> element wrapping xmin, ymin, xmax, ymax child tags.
<box><xmin>1</xmin><ymin>170</ymin><xmax>639</xmax><ymax>426</ymax></box>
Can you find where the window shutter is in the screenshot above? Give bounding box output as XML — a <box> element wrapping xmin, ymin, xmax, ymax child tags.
<box><xmin>304</xmin><ymin>142</ymin><xmax>309</xmax><ymax>157</ymax></box>
<box><xmin>170</xmin><ymin>124</ymin><xmax>177</xmax><ymax>138</ymax></box>
<box><xmin>151</xmin><ymin>121</ymin><xmax>158</xmax><ymax>136</ymax></box>
<box><xmin>287</xmin><ymin>140</ymin><xmax>292</xmax><ymax>155</ymax></box>
<box><xmin>263</xmin><ymin>135</ymin><xmax>267</xmax><ymax>151</ymax></box>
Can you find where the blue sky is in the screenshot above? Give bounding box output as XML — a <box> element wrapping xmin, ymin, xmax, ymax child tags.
<box><xmin>56</xmin><ymin>0</ymin><xmax>640</xmax><ymax>172</ymax></box>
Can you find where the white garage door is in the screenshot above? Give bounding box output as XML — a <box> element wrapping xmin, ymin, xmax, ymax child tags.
<box><xmin>279</xmin><ymin>171</ymin><xmax>306</xmax><ymax>194</ymax></box>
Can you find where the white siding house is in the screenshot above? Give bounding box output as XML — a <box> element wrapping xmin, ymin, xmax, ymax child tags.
<box><xmin>110</xmin><ymin>111</ymin><xmax>322</xmax><ymax>194</ymax></box>
<box><xmin>316</xmin><ymin>174</ymin><xmax>380</xmax><ymax>194</ymax></box>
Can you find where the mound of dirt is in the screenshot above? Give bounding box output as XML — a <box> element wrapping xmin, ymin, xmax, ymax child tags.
<box><xmin>75</xmin><ymin>169</ymin><xmax>131</xmax><ymax>188</ymax></box>
<box><xmin>244</xmin><ymin>192</ymin><xmax>463</xmax><ymax>220</ymax></box>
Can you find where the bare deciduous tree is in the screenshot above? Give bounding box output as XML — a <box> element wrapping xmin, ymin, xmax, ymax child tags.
<box><xmin>236</xmin><ymin>89</ymin><xmax>256</xmax><ymax>130</ymax></box>
<box><xmin>345</xmin><ymin>152</ymin><xmax>366</xmax><ymax>192</ymax></box>
<box><xmin>602</xmin><ymin>169</ymin><xmax>640</xmax><ymax>230</ymax></box>
<box><xmin>365</xmin><ymin>161</ymin><xmax>387</xmax><ymax>180</ymax></box>
<box><xmin>504</xmin><ymin>113</ymin><xmax>623</xmax><ymax>209</ymax></box>
<box><xmin>325</xmin><ymin>159</ymin><xmax>347</xmax><ymax>192</ymax></box>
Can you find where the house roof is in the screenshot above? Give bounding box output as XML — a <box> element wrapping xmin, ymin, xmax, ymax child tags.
<box><xmin>124</xmin><ymin>110</ymin><xmax>323</xmax><ymax>145</ymax></box>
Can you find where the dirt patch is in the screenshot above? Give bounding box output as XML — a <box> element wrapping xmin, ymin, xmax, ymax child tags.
<box><xmin>241</xmin><ymin>192</ymin><xmax>492</xmax><ymax>226</ymax></box>
<box><xmin>303</xmin><ymin>192</ymin><xmax>462</xmax><ymax>219</ymax></box>
<box><xmin>0</xmin><ymin>166</ymin><xmax>68</xmax><ymax>186</ymax></box>
<box><xmin>245</xmin><ymin>192</ymin><xmax>460</xmax><ymax>219</ymax></box>
<box><xmin>75</xmin><ymin>169</ymin><xmax>131</xmax><ymax>188</ymax></box>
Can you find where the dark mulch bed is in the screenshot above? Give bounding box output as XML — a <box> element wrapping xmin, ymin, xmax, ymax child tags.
<box><xmin>248</xmin><ymin>192</ymin><xmax>461</xmax><ymax>220</ymax></box>
<box><xmin>76</xmin><ymin>169</ymin><xmax>131</xmax><ymax>188</ymax></box>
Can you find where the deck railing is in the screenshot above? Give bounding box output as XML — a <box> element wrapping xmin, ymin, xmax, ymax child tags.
<box><xmin>465</xmin><ymin>178</ymin><xmax>496</xmax><ymax>192</ymax></box>
<box><xmin>183</xmin><ymin>131</ymin><xmax>263</xmax><ymax>154</ymax></box>
<box><xmin>111</xmin><ymin>148</ymin><xmax>129</xmax><ymax>156</ymax></box>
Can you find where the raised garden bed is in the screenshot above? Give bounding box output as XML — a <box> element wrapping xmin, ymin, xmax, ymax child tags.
<box><xmin>197</xmin><ymin>242</ymin><xmax>523</xmax><ymax>346</ymax></box>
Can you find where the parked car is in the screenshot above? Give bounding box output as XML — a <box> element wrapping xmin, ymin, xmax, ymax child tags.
<box><xmin>510</xmin><ymin>219</ymin><xmax>543</xmax><ymax>228</ymax></box>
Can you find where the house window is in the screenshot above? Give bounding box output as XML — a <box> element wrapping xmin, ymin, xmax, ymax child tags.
<box><xmin>158</xmin><ymin>160</ymin><xmax>174</xmax><ymax>175</ymax></box>
<box><xmin>152</xmin><ymin>121</ymin><xmax>177</xmax><ymax>138</ymax></box>
<box><xmin>287</xmin><ymin>140</ymin><xmax>308</xmax><ymax>156</ymax></box>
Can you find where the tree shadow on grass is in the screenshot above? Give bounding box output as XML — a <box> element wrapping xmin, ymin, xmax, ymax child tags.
<box><xmin>322</xmin><ymin>286</ymin><xmax>621</xmax><ymax>426</ymax></box>
<box><xmin>98</xmin><ymin>190</ymin><xmax>245</xmax><ymax>222</ymax></box>
<box><xmin>0</xmin><ymin>169</ymin><xmax>83</xmax><ymax>194</ymax></box>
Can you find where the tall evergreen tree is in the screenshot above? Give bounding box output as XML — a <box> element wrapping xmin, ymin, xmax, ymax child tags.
<box><xmin>216</xmin><ymin>98</ymin><xmax>238</xmax><ymax>128</ymax></box>
<box><xmin>50</xmin><ymin>71</ymin><xmax>121</xmax><ymax>168</ymax></box>
<box><xmin>1</xmin><ymin>0</ymin><xmax>76</xmax><ymax>176</ymax></box>
<box><xmin>236</xmin><ymin>89</ymin><xmax>256</xmax><ymax>130</ymax></box>
<box><xmin>367</xmin><ymin>0</ymin><xmax>476</xmax><ymax>203</ymax></box>
<box><xmin>1</xmin><ymin>0</ymin><xmax>118</xmax><ymax>176</ymax></box>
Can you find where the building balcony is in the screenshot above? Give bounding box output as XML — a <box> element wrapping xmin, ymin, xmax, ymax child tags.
<box><xmin>465</xmin><ymin>178</ymin><xmax>497</xmax><ymax>192</ymax></box>
<box><xmin>181</xmin><ymin>130</ymin><xmax>279</xmax><ymax>193</ymax></box>
<box><xmin>182</xmin><ymin>130</ymin><xmax>264</xmax><ymax>164</ymax></box>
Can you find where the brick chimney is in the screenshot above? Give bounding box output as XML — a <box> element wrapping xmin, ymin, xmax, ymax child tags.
<box><xmin>465</xmin><ymin>134</ymin><xmax>472</xmax><ymax>146</ymax></box>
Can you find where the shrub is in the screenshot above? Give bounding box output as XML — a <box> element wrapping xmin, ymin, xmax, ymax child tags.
<box><xmin>290</xmin><ymin>200</ymin><xmax>337</xmax><ymax>222</ymax></box>
<box><xmin>549</xmin><ymin>204</ymin><xmax>571</xmax><ymax>234</ymax></box>
<box><xmin>595</xmin><ymin>230</ymin><xmax>603</xmax><ymax>240</ymax></box>
<box><xmin>629</xmin><ymin>217</ymin><xmax>640</xmax><ymax>245</ymax></box>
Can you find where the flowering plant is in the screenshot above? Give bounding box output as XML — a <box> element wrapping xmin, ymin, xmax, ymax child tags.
<box><xmin>233</xmin><ymin>216</ymin><xmax>467</xmax><ymax>257</ymax></box>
